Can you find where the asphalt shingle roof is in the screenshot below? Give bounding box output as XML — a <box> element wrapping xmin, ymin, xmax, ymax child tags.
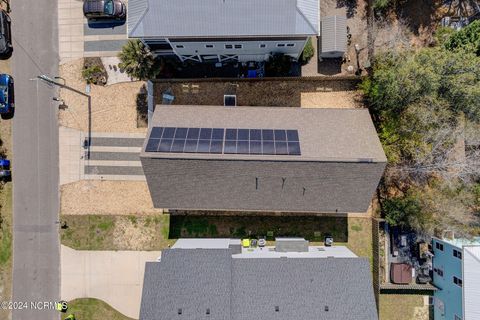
<box><xmin>128</xmin><ymin>0</ymin><xmax>319</xmax><ymax>38</ymax></box>
<box><xmin>142</xmin><ymin>106</ymin><xmax>387</xmax><ymax>163</ymax></box>
<box><xmin>140</xmin><ymin>250</ymin><xmax>232</xmax><ymax>320</ymax></box>
<box><xmin>140</xmin><ymin>249</ymin><xmax>378</xmax><ymax>320</ymax></box>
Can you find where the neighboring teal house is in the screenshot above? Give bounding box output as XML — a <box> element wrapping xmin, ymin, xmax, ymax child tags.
<box><xmin>432</xmin><ymin>236</ymin><xmax>480</xmax><ymax>320</ymax></box>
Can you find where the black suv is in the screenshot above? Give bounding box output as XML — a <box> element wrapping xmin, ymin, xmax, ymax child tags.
<box><xmin>83</xmin><ymin>0</ymin><xmax>126</xmax><ymax>20</ymax></box>
<box><xmin>0</xmin><ymin>10</ymin><xmax>12</xmax><ymax>59</ymax></box>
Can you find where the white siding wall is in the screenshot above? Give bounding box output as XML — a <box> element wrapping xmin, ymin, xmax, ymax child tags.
<box><xmin>463</xmin><ymin>246</ymin><xmax>480</xmax><ymax>320</ymax></box>
<box><xmin>168</xmin><ymin>39</ymin><xmax>308</xmax><ymax>61</ymax></box>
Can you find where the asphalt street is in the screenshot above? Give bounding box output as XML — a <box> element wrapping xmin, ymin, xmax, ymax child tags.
<box><xmin>11</xmin><ymin>0</ymin><xmax>60</xmax><ymax>319</ymax></box>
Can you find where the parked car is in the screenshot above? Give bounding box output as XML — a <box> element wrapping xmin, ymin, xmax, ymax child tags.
<box><xmin>83</xmin><ymin>0</ymin><xmax>126</xmax><ymax>20</ymax></box>
<box><xmin>0</xmin><ymin>10</ymin><xmax>12</xmax><ymax>59</ymax></box>
<box><xmin>0</xmin><ymin>74</ymin><xmax>14</xmax><ymax>119</ymax></box>
<box><xmin>0</xmin><ymin>157</ymin><xmax>10</xmax><ymax>170</ymax></box>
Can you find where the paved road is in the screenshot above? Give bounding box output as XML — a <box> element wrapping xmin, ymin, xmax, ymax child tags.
<box><xmin>11</xmin><ymin>1</ymin><xmax>60</xmax><ymax>319</ymax></box>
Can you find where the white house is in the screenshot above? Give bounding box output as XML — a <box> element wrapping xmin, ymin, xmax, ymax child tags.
<box><xmin>127</xmin><ymin>0</ymin><xmax>320</xmax><ymax>63</ymax></box>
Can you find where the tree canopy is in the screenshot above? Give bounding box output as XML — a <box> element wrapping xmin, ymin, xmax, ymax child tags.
<box><xmin>118</xmin><ymin>39</ymin><xmax>160</xmax><ymax>80</ymax></box>
<box><xmin>444</xmin><ymin>20</ymin><xmax>480</xmax><ymax>56</ymax></box>
<box><xmin>362</xmin><ymin>41</ymin><xmax>480</xmax><ymax>236</ymax></box>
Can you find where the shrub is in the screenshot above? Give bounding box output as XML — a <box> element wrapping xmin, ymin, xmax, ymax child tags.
<box><xmin>265</xmin><ymin>53</ymin><xmax>293</xmax><ymax>76</ymax></box>
<box><xmin>118</xmin><ymin>39</ymin><xmax>160</xmax><ymax>80</ymax></box>
<box><xmin>444</xmin><ymin>20</ymin><xmax>480</xmax><ymax>56</ymax></box>
<box><xmin>299</xmin><ymin>38</ymin><xmax>315</xmax><ymax>65</ymax></box>
<box><xmin>82</xmin><ymin>65</ymin><xmax>104</xmax><ymax>85</ymax></box>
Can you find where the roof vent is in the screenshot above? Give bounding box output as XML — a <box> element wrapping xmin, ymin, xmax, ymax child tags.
<box><xmin>224</xmin><ymin>94</ymin><xmax>237</xmax><ymax>107</ymax></box>
<box><xmin>325</xmin><ymin>305</ymin><xmax>329</xmax><ymax>312</ymax></box>
<box><xmin>178</xmin><ymin>308</ymin><xmax>182</xmax><ymax>315</ymax></box>
<box><xmin>275</xmin><ymin>306</ymin><xmax>280</xmax><ymax>312</ymax></box>
<box><xmin>206</xmin><ymin>308</ymin><xmax>210</xmax><ymax>315</ymax></box>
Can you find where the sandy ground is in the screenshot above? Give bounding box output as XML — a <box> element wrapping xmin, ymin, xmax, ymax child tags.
<box><xmin>301</xmin><ymin>90</ymin><xmax>363</xmax><ymax>108</ymax></box>
<box><xmin>112</xmin><ymin>218</ymin><xmax>159</xmax><ymax>250</ymax></box>
<box><xmin>60</xmin><ymin>180</ymin><xmax>162</xmax><ymax>215</ymax></box>
<box><xmin>59</xmin><ymin>59</ymin><xmax>147</xmax><ymax>133</ymax></box>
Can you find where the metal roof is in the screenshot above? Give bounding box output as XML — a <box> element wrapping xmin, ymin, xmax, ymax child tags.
<box><xmin>464</xmin><ymin>246</ymin><xmax>480</xmax><ymax>320</ymax></box>
<box><xmin>321</xmin><ymin>15</ymin><xmax>347</xmax><ymax>54</ymax></box>
<box><xmin>140</xmin><ymin>249</ymin><xmax>378</xmax><ymax>320</ymax></box>
<box><xmin>128</xmin><ymin>0</ymin><xmax>319</xmax><ymax>38</ymax></box>
<box><xmin>141</xmin><ymin>105</ymin><xmax>387</xmax><ymax>163</ymax></box>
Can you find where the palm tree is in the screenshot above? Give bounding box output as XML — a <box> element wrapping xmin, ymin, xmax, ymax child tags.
<box><xmin>118</xmin><ymin>39</ymin><xmax>159</xmax><ymax>80</ymax></box>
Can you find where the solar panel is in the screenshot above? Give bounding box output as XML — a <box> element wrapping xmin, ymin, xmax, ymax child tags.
<box><xmin>146</xmin><ymin>127</ymin><xmax>301</xmax><ymax>155</ymax></box>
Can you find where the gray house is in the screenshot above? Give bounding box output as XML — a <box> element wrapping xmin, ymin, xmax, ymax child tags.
<box><xmin>140</xmin><ymin>105</ymin><xmax>386</xmax><ymax>213</ymax></box>
<box><xmin>127</xmin><ymin>0</ymin><xmax>319</xmax><ymax>62</ymax></box>
<box><xmin>139</xmin><ymin>242</ymin><xmax>378</xmax><ymax>320</ymax></box>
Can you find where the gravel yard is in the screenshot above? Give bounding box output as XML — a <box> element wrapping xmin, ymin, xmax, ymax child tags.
<box><xmin>60</xmin><ymin>180</ymin><xmax>162</xmax><ymax>215</ymax></box>
<box><xmin>152</xmin><ymin>77</ymin><xmax>363</xmax><ymax>108</ymax></box>
<box><xmin>59</xmin><ymin>59</ymin><xmax>147</xmax><ymax>133</ymax></box>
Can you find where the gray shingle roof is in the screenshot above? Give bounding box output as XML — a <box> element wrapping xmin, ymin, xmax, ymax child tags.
<box><xmin>128</xmin><ymin>0</ymin><xmax>319</xmax><ymax>38</ymax></box>
<box><xmin>139</xmin><ymin>250</ymin><xmax>232</xmax><ymax>320</ymax></box>
<box><xmin>139</xmin><ymin>249</ymin><xmax>378</xmax><ymax>320</ymax></box>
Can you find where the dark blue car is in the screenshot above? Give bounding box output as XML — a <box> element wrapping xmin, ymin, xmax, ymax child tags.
<box><xmin>0</xmin><ymin>157</ymin><xmax>10</xmax><ymax>182</ymax></box>
<box><xmin>0</xmin><ymin>73</ymin><xmax>14</xmax><ymax>119</ymax></box>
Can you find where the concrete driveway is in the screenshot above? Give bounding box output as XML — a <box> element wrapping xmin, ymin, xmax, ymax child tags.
<box><xmin>61</xmin><ymin>245</ymin><xmax>160</xmax><ymax>319</ymax></box>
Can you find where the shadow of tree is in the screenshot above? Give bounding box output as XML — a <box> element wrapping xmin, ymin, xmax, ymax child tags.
<box><xmin>169</xmin><ymin>215</ymin><xmax>349</xmax><ymax>242</ymax></box>
<box><xmin>395</xmin><ymin>0</ymin><xmax>442</xmax><ymax>37</ymax></box>
<box><xmin>337</xmin><ymin>0</ymin><xmax>359</xmax><ymax>18</ymax></box>
<box><xmin>136</xmin><ymin>84</ymin><xmax>148</xmax><ymax>128</ymax></box>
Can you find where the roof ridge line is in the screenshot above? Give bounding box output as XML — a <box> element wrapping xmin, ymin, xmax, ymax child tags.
<box><xmin>128</xmin><ymin>0</ymin><xmax>150</xmax><ymax>37</ymax></box>
<box><xmin>465</xmin><ymin>247</ymin><xmax>480</xmax><ymax>264</ymax></box>
<box><xmin>295</xmin><ymin>0</ymin><xmax>319</xmax><ymax>35</ymax></box>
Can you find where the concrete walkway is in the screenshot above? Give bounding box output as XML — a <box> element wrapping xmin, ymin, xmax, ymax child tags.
<box><xmin>60</xmin><ymin>127</ymin><xmax>146</xmax><ymax>184</ymax></box>
<box><xmin>61</xmin><ymin>245</ymin><xmax>161</xmax><ymax>319</ymax></box>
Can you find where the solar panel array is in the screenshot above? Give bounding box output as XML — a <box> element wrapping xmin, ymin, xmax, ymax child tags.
<box><xmin>145</xmin><ymin>127</ymin><xmax>301</xmax><ymax>156</ymax></box>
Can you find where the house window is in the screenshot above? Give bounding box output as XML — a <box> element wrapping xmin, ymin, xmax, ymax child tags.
<box><xmin>286</xmin><ymin>43</ymin><xmax>295</xmax><ymax>47</ymax></box>
<box><xmin>276</xmin><ymin>43</ymin><xmax>285</xmax><ymax>47</ymax></box>
<box><xmin>453</xmin><ymin>276</ymin><xmax>463</xmax><ymax>287</ymax></box>
<box><xmin>175</xmin><ymin>45</ymin><xmax>184</xmax><ymax>49</ymax></box>
<box><xmin>435</xmin><ymin>242</ymin><xmax>444</xmax><ymax>251</ymax></box>
<box><xmin>234</xmin><ymin>44</ymin><xmax>243</xmax><ymax>49</ymax></box>
<box><xmin>259</xmin><ymin>44</ymin><xmax>266</xmax><ymax>48</ymax></box>
<box><xmin>453</xmin><ymin>249</ymin><xmax>462</xmax><ymax>259</ymax></box>
<box><xmin>205</xmin><ymin>44</ymin><xmax>214</xmax><ymax>48</ymax></box>
<box><xmin>454</xmin><ymin>315</ymin><xmax>462</xmax><ymax>320</ymax></box>
<box><xmin>225</xmin><ymin>44</ymin><xmax>233</xmax><ymax>49</ymax></box>
<box><xmin>434</xmin><ymin>267</ymin><xmax>444</xmax><ymax>277</ymax></box>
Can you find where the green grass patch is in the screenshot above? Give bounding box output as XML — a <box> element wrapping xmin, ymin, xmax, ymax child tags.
<box><xmin>60</xmin><ymin>214</ymin><xmax>174</xmax><ymax>250</ymax></box>
<box><xmin>0</xmin><ymin>181</ymin><xmax>13</xmax><ymax>320</ymax></box>
<box><xmin>0</xmin><ymin>184</ymin><xmax>13</xmax><ymax>266</ymax></box>
<box><xmin>62</xmin><ymin>298</ymin><xmax>134</xmax><ymax>320</ymax></box>
<box><xmin>169</xmin><ymin>215</ymin><xmax>351</xmax><ymax>241</ymax></box>
<box><xmin>0</xmin><ymin>228</ymin><xmax>12</xmax><ymax>265</ymax></box>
